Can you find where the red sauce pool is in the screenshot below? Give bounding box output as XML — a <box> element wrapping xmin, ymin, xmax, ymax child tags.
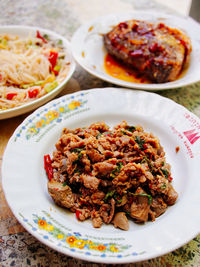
<box><xmin>104</xmin><ymin>53</ymin><xmax>189</xmax><ymax>84</ymax></box>
<box><xmin>104</xmin><ymin>54</ymin><xmax>151</xmax><ymax>84</ymax></box>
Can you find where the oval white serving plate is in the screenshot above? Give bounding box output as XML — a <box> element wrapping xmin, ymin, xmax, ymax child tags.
<box><xmin>0</xmin><ymin>25</ymin><xmax>76</xmax><ymax>120</ymax></box>
<box><xmin>2</xmin><ymin>87</ymin><xmax>200</xmax><ymax>264</ymax></box>
<box><xmin>71</xmin><ymin>11</ymin><xmax>200</xmax><ymax>90</ymax></box>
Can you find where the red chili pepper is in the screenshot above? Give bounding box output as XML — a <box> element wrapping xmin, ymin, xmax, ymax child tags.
<box><xmin>75</xmin><ymin>210</ymin><xmax>82</xmax><ymax>220</ymax></box>
<box><xmin>36</xmin><ymin>30</ymin><xmax>47</xmax><ymax>43</ymax></box>
<box><xmin>157</xmin><ymin>23</ymin><xmax>165</xmax><ymax>29</ymax></box>
<box><xmin>169</xmin><ymin>176</ymin><xmax>173</xmax><ymax>182</ymax></box>
<box><xmin>6</xmin><ymin>93</ymin><xmax>17</xmax><ymax>100</ymax></box>
<box><xmin>119</xmin><ymin>159</ymin><xmax>126</xmax><ymax>165</ymax></box>
<box><xmin>44</xmin><ymin>154</ymin><xmax>51</xmax><ymax>168</ymax></box>
<box><xmin>44</xmin><ymin>154</ymin><xmax>53</xmax><ymax>181</ymax></box>
<box><xmin>52</xmin><ymin>68</ymin><xmax>59</xmax><ymax>76</ymax></box>
<box><xmin>132</xmin><ymin>23</ymin><xmax>138</xmax><ymax>32</ymax></box>
<box><xmin>143</xmin><ymin>144</ymin><xmax>148</xmax><ymax>149</ymax></box>
<box><xmin>48</xmin><ymin>51</ymin><xmax>58</xmax><ymax>69</ymax></box>
<box><xmin>118</xmin><ymin>22</ymin><xmax>128</xmax><ymax>29</ymax></box>
<box><xmin>28</xmin><ymin>88</ymin><xmax>39</xmax><ymax>98</ymax></box>
<box><xmin>149</xmin><ymin>43</ymin><xmax>163</xmax><ymax>53</ymax></box>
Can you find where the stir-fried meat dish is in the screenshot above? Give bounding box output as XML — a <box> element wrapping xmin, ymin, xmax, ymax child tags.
<box><xmin>104</xmin><ymin>20</ymin><xmax>192</xmax><ymax>83</ymax></box>
<box><xmin>44</xmin><ymin>121</ymin><xmax>178</xmax><ymax>230</ymax></box>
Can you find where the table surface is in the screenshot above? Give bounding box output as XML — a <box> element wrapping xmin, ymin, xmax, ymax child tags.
<box><xmin>1</xmin><ymin>0</ymin><xmax>200</xmax><ymax>266</ymax></box>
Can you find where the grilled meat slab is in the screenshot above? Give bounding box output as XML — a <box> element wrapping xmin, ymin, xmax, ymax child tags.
<box><xmin>103</xmin><ymin>20</ymin><xmax>192</xmax><ymax>83</ymax></box>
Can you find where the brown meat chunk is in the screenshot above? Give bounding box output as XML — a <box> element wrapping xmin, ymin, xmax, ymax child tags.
<box><xmin>52</xmin><ymin>151</ymin><xmax>65</xmax><ymax>168</ymax></box>
<box><xmin>91</xmin><ymin>191</ymin><xmax>105</xmax><ymax>205</ymax></box>
<box><xmin>98</xmin><ymin>139</ymin><xmax>112</xmax><ymax>150</ymax></box>
<box><xmin>70</xmin><ymin>194</ymin><xmax>80</xmax><ymax>212</ymax></box>
<box><xmin>68</xmin><ymin>140</ymin><xmax>85</xmax><ymax>150</ymax></box>
<box><xmin>164</xmin><ymin>184</ymin><xmax>178</xmax><ymax>205</ymax></box>
<box><xmin>61</xmin><ymin>133</ymin><xmax>82</xmax><ymax>146</ymax></box>
<box><xmin>81</xmin><ymin>174</ymin><xmax>100</xmax><ymax>191</ymax></box>
<box><xmin>112</xmin><ymin>212</ymin><xmax>129</xmax><ymax>231</ymax></box>
<box><xmin>69</xmin><ymin>172</ymin><xmax>81</xmax><ymax>184</ymax></box>
<box><xmin>108</xmin><ymin>198</ymin><xmax>115</xmax><ymax>223</ymax></box>
<box><xmin>120</xmin><ymin>135</ymin><xmax>130</xmax><ymax>146</ymax></box>
<box><xmin>86</xmin><ymin>148</ymin><xmax>105</xmax><ymax>163</ymax></box>
<box><xmin>148</xmin><ymin>209</ymin><xmax>156</xmax><ymax>221</ymax></box>
<box><xmin>151</xmin><ymin>197</ymin><xmax>167</xmax><ymax>217</ymax></box>
<box><xmin>100</xmin><ymin>198</ymin><xmax>115</xmax><ymax>224</ymax></box>
<box><xmin>130</xmin><ymin>188</ymin><xmax>150</xmax><ymax>222</ymax></box>
<box><xmin>116</xmin><ymin>195</ymin><xmax>128</xmax><ymax>207</ymax></box>
<box><xmin>89</xmin><ymin>121</ymin><xmax>110</xmax><ymax>132</ymax></box>
<box><xmin>85</xmin><ymin>136</ymin><xmax>105</xmax><ymax>163</ymax></box>
<box><xmin>48</xmin><ymin>180</ymin><xmax>74</xmax><ymax>208</ymax></box>
<box><xmin>113</xmin><ymin>162</ymin><xmax>145</xmax><ymax>184</ymax></box>
<box><xmin>91</xmin><ymin>211</ymin><xmax>103</xmax><ymax>228</ymax></box>
<box><xmin>77</xmin><ymin>208</ymin><xmax>91</xmax><ymax>221</ymax></box>
<box><xmin>81</xmin><ymin>153</ymin><xmax>91</xmax><ymax>172</ymax></box>
<box><xmin>66</xmin><ymin>152</ymin><xmax>77</xmax><ymax>175</ymax></box>
<box><xmin>93</xmin><ymin>160</ymin><xmax>117</xmax><ymax>176</ymax></box>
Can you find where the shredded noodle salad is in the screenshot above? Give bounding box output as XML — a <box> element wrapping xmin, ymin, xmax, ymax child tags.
<box><xmin>0</xmin><ymin>31</ymin><xmax>71</xmax><ymax>110</ymax></box>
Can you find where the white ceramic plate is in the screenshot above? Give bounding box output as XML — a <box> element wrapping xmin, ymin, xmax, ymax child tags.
<box><xmin>71</xmin><ymin>11</ymin><xmax>200</xmax><ymax>90</ymax></box>
<box><xmin>0</xmin><ymin>25</ymin><xmax>76</xmax><ymax>120</ymax></box>
<box><xmin>2</xmin><ymin>88</ymin><xmax>200</xmax><ymax>264</ymax></box>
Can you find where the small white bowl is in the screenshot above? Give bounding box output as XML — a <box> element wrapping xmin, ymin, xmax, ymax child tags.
<box><xmin>0</xmin><ymin>25</ymin><xmax>76</xmax><ymax>120</ymax></box>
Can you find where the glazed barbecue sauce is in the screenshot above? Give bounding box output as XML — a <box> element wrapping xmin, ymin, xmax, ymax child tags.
<box><xmin>104</xmin><ymin>22</ymin><xmax>189</xmax><ymax>84</ymax></box>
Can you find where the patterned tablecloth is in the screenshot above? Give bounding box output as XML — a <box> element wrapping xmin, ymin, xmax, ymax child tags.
<box><xmin>0</xmin><ymin>0</ymin><xmax>200</xmax><ymax>266</ymax></box>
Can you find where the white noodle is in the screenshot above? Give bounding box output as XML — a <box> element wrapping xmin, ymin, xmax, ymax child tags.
<box><xmin>0</xmin><ymin>33</ymin><xmax>70</xmax><ymax>110</ymax></box>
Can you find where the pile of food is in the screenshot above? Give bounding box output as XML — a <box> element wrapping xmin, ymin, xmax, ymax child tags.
<box><xmin>104</xmin><ymin>19</ymin><xmax>192</xmax><ymax>83</ymax></box>
<box><xmin>44</xmin><ymin>121</ymin><xmax>178</xmax><ymax>231</ymax></box>
<box><xmin>0</xmin><ymin>31</ymin><xmax>70</xmax><ymax>110</ymax></box>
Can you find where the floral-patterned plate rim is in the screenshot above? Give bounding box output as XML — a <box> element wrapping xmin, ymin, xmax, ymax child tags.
<box><xmin>2</xmin><ymin>87</ymin><xmax>200</xmax><ymax>263</ymax></box>
<box><xmin>71</xmin><ymin>11</ymin><xmax>200</xmax><ymax>90</ymax></box>
<box><xmin>0</xmin><ymin>25</ymin><xmax>76</xmax><ymax>120</ymax></box>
